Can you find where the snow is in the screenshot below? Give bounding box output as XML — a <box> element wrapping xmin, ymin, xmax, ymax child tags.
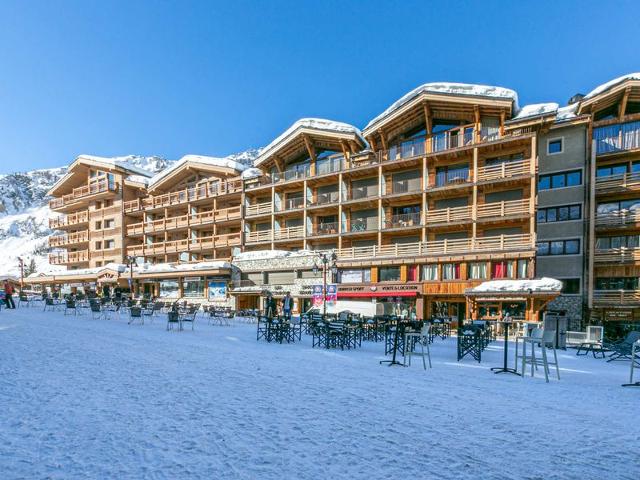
<box><xmin>555</xmin><ymin>103</ymin><xmax>579</xmax><ymax>122</ymax></box>
<box><xmin>366</xmin><ymin>82</ymin><xmax>519</xmax><ymax>131</ymax></box>
<box><xmin>513</xmin><ymin>102</ymin><xmax>559</xmax><ymax>120</ymax></box>
<box><xmin>240</xmin><ymin>167</ymin><xmax>264</xmax><ymax>180</ymax></box>
<box><xmin>470</xmin><ymin>277</ymin><xmax>562</xmax><ymax>294</ymax></box>
<box><xmin>255</xmin><ymin>118</ymin><xmax>365</xmax><ymax>166</ymax></box>
<box><xmin>76</xmin><ymin>154</ymin><xmax>155</xmax><ymax>177</ymax></box>
<box><xmin>0</xmin><ymin>308</ymin><xmax>636</xmax><ymax>479</ymax></box>
<box><xmin>583</xmin><ymin>72</ymin><xmax>640</xmax><ymax>100</ymax></box>
<box><xmin>135</xmin><ymin>261</ymin><xmax>232</xmax><ymax>274</ymax></box>
<box><xmin>148</xmin><ymin>154</ymin><xmax>248</xmax><ymax>188</ymax></box>
<box><xmin>126</xmin><ymin>174</ymin><xmax>150</xmax><ymax>185</ymax></box>
<box><xmin>233</xmin><ymin>249</ymin><xmax>316</xmax><ymax>262</ymax></box>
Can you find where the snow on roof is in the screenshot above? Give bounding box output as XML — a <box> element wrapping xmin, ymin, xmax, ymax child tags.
<box><xmin>470</xmin><ymin>277</ymin><xmax>562</xmax><ymax>294</ymax></box>
<box><xmin>135</xmin><ymin>261</ymin><xmax>232</xmax><ymax>274</ymax></box>
<box><xmin>233</xmin><ymin>249</ymin><xmax>318</xmax><ymax>262</ymax></box>
<box><xmin>148</xmin><ymin>154</ymin><xmax>247</xmax><ymax>187</ymax></box>
<box><xmin>255</xmin><ymin>118</ymin><xmax>365</xmax><ymax>165</ymax></box>
<box><xmin>241</xmin><ymin>167</ymin><xmax>264</xmax><ymax>180</ymax></box>
<box><xmin>365</xmin><ymin>82</ymin><xmax>519</xmax><ymax>131</ymax></box>
<box><xmin>513</xmin><ymin>103</ymin><xmax>559</xmax><ymax>120</ymax></box>
<box><xmin>76</xmin><ymin>155</ymin><xmax>153</xmax><ymax>177</ymax></box>
<box><xmin>555</xmin><ymin>103</ymin><xmax>579</xmax><ymax>123</ymax></box>
<box><xmin>42</xmin><ymin>263</ymin><xmax>127</xmax><ymax>278</ymax></box>
<box><xmin>583</xmin><ymin>72</ymin><xmax>640</xmax><ymax>100</ymax></box>
<box><xmin>126</xmin><ymin>175</ymin><xmax>150</xmax><ymax>185</ymax></box>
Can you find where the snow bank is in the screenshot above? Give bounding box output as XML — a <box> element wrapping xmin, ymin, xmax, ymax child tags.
<box><xmin>366</xmin><ymin>82</ymin><xmax>519</xmax><ymax>131</ymax></box>
<box><xmin>513</xmin><ymin>102</ymin><xmax>559</xmax><ymax>120</ymax></box>
<box><xmin>256</xmin><ymin>118</ymin><xmax>364</xmax><ymax>165</ymax></box>
<box><xmin>471</xmin><ymin>277</ymin><xmax>562</xmax><ymax>294</ymax></box>
<box><xmin>233</xmin><ymin>249</ymin><xmax>317</xmax><ymax>262</ymax></box>
<box><xmin>148</xmin><ymin>154</ymin><xmax>247</xmax><ymax>187</ymax></box>
<box><xmin>583</xmin><ymin>72</ymin><xmax>640</xmax><ymax>100</ymax></box>
<box><xmin>135</xmin><ymin>261</ymin><xmax>232</xmax><ymax>274</ymax></box>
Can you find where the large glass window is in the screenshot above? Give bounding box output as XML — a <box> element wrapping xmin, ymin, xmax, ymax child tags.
<box><xmin>379</xmin><ymin>267</ymin><xmax>401</xmax><ymax>282</ymax></box>
<box><xmin>596</xmin><ymin>235</ymin><xmax>640</xmax><ymax>249</ymax></box>
<box><xmin>469</xmin><ymin>262</ymin><xmax>487</xmax><ymax>280</ymax></box>
<box><xmin>537</xmin><ymin>205</ymin><xmax>581</xmax><ymax>223</ymax></box>
<box><xmin>159</xmin><ymin>279</ymin><xmax>179</xmax><ymax>298</ymax></box>
<box><xmin>183</xmin><ymin>277</ymin><xmax>205</xmax><ymax>298</ymax></box>
<box><xmin>422</xmin><ymin>264</ymin><xmax>438</xmax><ymax>281</ymax></box>
<box><xmin>517</xmin><ymin>260</ymin><xmax>529</xmax><ymax>279</ymax></box>
<box><xmin>537</xmin><ymin>239</ymin><xmax>581</xmax><ymax>256</ymax></box>
<box><xmin>538</xmin><ymin>170</ymin><xmax>582</xmax><ymax>190</ymax></box>
<box><xmin>442</xmin><ymin>263</ymin><xmax>461</xmax><ymax>280</ymax></box>
<box><xmin>560</xmin><ymin>278</ymin><xmax>581</xmax><ymax>294</ymax></box>
<box><xmin>339</xmin><ymin>269</ymin><xmax>371</xmax><ymax>283</ymax></box>
<box><xmin>597</xmin><ymin>163</ymin><xmax>628</xmax><ymax>177</ymax></box>
<box><xmin>596</xmin><ymin>277</ymin><xmax>640</xmax><ymax>290</ymax></box>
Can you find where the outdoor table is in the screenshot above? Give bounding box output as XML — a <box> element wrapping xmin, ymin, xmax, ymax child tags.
<box><xmin>491</xmin><ymin>320</ymin><xmax>520</xmax><ymax>375</ymax></box>
<box><xmin>576</xmin><ymin>341</ymin><xmax>606</xmax><ymax>358</ymax></box>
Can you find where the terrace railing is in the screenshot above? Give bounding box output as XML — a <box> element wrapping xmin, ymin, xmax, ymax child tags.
<box><xmin>384</xmin><ymin>213</ymin><xmax>421</xmax><ymax>229</ymax></box>
<box><xmin>594</xmin><ymin>120</ymin><xmax>640</xmax><ymax>155</ymax></box>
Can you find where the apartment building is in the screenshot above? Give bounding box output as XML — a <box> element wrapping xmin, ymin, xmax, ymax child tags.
<box><xmin>31</xmin><ymin>73</ymin><xmax>640</xmax><ymax>336</ymax></box>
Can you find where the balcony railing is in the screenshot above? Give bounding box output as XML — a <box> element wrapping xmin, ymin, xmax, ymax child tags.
<box><xmin>594</xmin><ymin>247</ymin><xmax>640</xmax><ymax>264</ymax></box>
<box><xmin>433</xmin><ymin>170</ymin><xmax>471</xmax><ymax>188</ymax></box>
<box><xmin>387</xmin><ymin>180</ymin><xmax>422</xmax><ymax>195</ymax></box>
<box><xmin>316</xmin><ymin>156</ymin><xmax>344</xmax><ymax>175</ymax></box>
<box><xmin>49</xmin><ymin>211</ymin><xmax>89</xmax><ymax>229</ymax></box>
<box><xmin>123</xmin><ymin>178</ymin><xmax>243</xmax><ymax>212</ymax></box>
<box><xmin>477</xmin><ymin>159</ymin><xmax>531</xmax><ymax>182</ymax></box>
<box><xmin>245</xmin><ymin>230</ymin><xmax>273</xmax><ymax>243</ymax></box>
<box><xmin>312</xmin><ymin>222</ymin><xmax>339</xmax><ymax>235</ymax></box>
<box><xmin>594</xmin><ymin>120</ymin><xmax>640</xmax><ymax>155</ymax></box>
<box><xmin>273</xmin><ymin>225</ymin><xmax>305</xmax><ymax>241</ymax></box>
<box><xmin>425</xmin><ymin>205</ymin><xmax>471</xmax><ymax>224</ymax></box>
<box><xmin>246</xmin><ymin>202</ymin><xmax>273</xmax><ymax>216</ymax></box>
<box><xmin>49</xmin><ymin>250</ymin><xmax>90</xmax><ymax>265</ymax></box>
<box><xmin>476</xmin><ymin>199</ymin><xmax>531</xmax><ymax>219</ymax></box>
<box><xmin>593</xmin><ymin>289</ymin><xmax>640</xmax><ymax>306</ymax></box>
<box><xmin>273</xmin><ymin>168</ymin><xmax>309</xmax><ymax>183</ymax></box>
<box><xmin>349</xmin><ymin>185</ymin><xmax>378</xmax><ymax>200</ymax></box>
<box><xmin>595</xmin><ymin>172</ymin><xmax>640</xmax><ymax>194</ymax></box>
<box><xmin>282</xmin><ymin>197</ymin><xmax>305</xmax><ymax>211</ymax></box>
<box><xmin>349</xmin><ymin>218</ymin><xmax>378</xmax><ymax>233</ymax></box>
<box><xmin>336</xmin><ymin>233</ymin><xmax>535</xmax><ymax>261</ymax></box>
<box><xmin>311</xmin><ymin>191</ymin><xmax>339</xmax><ymax>206</ymax></box>
<box><xmin>49</xmin><ymin>181</ymin><xmax>117</xmax><ymax>209</ymax></box>
<box><xmin>384</xmin><ymin>213</ymin><xmax>421</xmax><ymax>229</ymax></box>
<box><xmin>596</xmin><ymin>210</ymin><xmax>640</xmax><ymax>229</ymax></box>
<box><xmin>48</xmin><ymin>230</ymin><xmax>89</xmax><ymax>247</ymax></box>
<box><xmin>387</xmin><ymin>138</ymin><xmax>426</xmax><ymax>162</ymax></box>
<box><xmin>127</xmin><ymin>233</ymin><xmax>241</xmax><ymax>256</ymax></box>
<box><xmin>126</xmin><ymin>208</ymin><xmax>236</xmax><ymax>236</ymax></box>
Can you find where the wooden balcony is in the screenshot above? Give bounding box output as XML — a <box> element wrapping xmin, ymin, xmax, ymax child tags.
<box><xmin>123</xmin><ymin>179</ymin><xmax>243</xmax><ymax>213</ymax></box>
<box><xmin>273</xmin><ymin>225</ymin><xmax>305</xmax><ymax>241</ymax></box>
<box><xmin>309</xmin><ymin>191</ymin><xmax>339</xmax><ymax>207</ymax></box>
<box><xmin>49</xmin><ymin>211</ymin><xmax>89</xmax><ymax>229</ymax></box>
<box><xmin>311</xmin><ymin>222</ymin><xmax>339</xmax><ymax>236</ymax></box>
<box><xmin>595</xmin><ymin>210</ymin><xmax>640</xmax><ymax>230</ymax></box>
<box><xmin>49</xmin><ymin>181</ymin><xmax>117</xmax><ymax>211</ymax></box>
<box><xmin>384</xmin><ymin>180</ymin><xmax>422</xmax><ymax>197</ymax></box>
<box><xmin>92</xmin><ymin>248</ymin><xmax>121</xmax><ymax>259</ymax></box>
<box><xmin>48</xmin><ymin>250</ymin><xmax>89</xmax><ymax>265</ymax></box>
<box><xmin>279</xmin><ymin>197</ymin><xmax>305</xmax><ymax>212</ymax></box>
<box><xmin>126</xmin><ymin>233</ymin><xmax>241</xmax><ymax>256</ymax></box>
<box><xmin>593</xmin><ymin>289</ymin><xmax>640</xmax><ymax>306</ymax></box>
<box><xmin>245</xmin><ymin>230</ymin><xmax>272</xmax><ymax>244</ymax></box>
<box><xmin>425</xmin><ymin>205</ymin><xmax>471</xmax><ymax>225</ymax></box>
<box><xmin>245</xmin><ymin>202</ymin><xmax>273</xmax><ymax>217</ymax></box>
<box><xmin>336</xmin><ymin>233</ymin><xmax>535</xmax><ymax>261</ymax></box>
<box><xmin>48</xmin><ymin>230</ymin><xmax>89</xmax><ymax>248</ymax></box>
<box><xmin>595</xmin><ymin>172</ymin><xmax>640</xmax><ymax>195</ymax></box>
<box><xmin>125</xmin><ymin>208</ymin><xmax>239</xmax><ymax>236</ymax></box>
<box><xmin>384</xmin><ymin>213</ymin><xmax>422</xmax><ymax>229</ymax></box>
<box><xmin>594</xmin><ymin>247</ymin><xmax>640</xmax><ymax>264</ymax></box>
<box><xmin>476</xmin><ymin>199</ymin><xmax>531</xmax><ymax>220</ymax></box>
<box><xmin>346</xmin><ymin>186</ymin><xmax>378</xmax><ymax>202</ymax></box>
<box><xmin>476</xmin><ymin>159</ymin><xmax>531</xmax><ymax>183</ymax></box>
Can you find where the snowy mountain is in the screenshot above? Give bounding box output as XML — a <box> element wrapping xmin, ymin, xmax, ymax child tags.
<box><xmin>0</xmin><ymin>150</ymin><xmax>261</xmax><ymax>277</ymax></box>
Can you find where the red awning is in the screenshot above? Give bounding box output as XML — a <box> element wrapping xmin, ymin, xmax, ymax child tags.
<box><xmin>337</xmin><ymin>291</ymin><xmax>417</xmax><ymax>298</ymax></box>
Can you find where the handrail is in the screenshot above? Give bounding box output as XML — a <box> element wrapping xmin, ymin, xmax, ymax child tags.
<box><xmin>594</xmin><ymin>120</ymin><xmax>640</xmax><ymax>155</ymax></box>
<box><xmin>594</xmin><ymin>247</ymin><xmax>640</xmax><ymax>264</ymax></box>
<box><xmin>595</xmin><ymin>172</ymin><xmax>640</xmax><ymax>194</ymax></box>
<box><xmin>593</xmin><ymin>289</ymin><xmax>640</xmax><ymax>305</ymax></box>
<box><xmin>48</xmin><ymin>230</ymin><xmax>89</xmax><ymax>247</ymax></box>
<box><xmin>246</xmin><ymin>230</ymin><xmax>273</xmax><ymax>243</ymax></box>
<box><xmin>273</xmin><ymin>225</ymin><xmax>305</xmax><ymax>240</ymax></box>
<box><xmin>477</xmin><ymin>159</ymin><xmax>531</xmax><ymax>182</ymax></box>
<box><xmin>595</xmin><ymin>209</ymin><xmax>640</xmax><ymax>228</ymax></box>
<box><xmin>384</xmin><ymin>213</ymin><xmax>421</xmax><ymax>229</ymax></box>
<box><xmin>312</xmin><ymin>222</ymin><xmax>339</xmax><ymax>235</ymax></box>
<box><xmin>48</xmin><ymin>250</ymin><xmax>89</xmax><ymax>264</ymax></box>
<box><xmin>246</xmin><ymin>201</ymin><xmax>273</xmax><ymax>216</ymax></box>
<box><xmin>49</xmin><ymin>180</ymin><xmax>116</xmax><ymax>209</ymax></box>
<box><xmin>49</xmin><ymin>211</ymin><xmax>90</xmax><ymax>229</ymax></box>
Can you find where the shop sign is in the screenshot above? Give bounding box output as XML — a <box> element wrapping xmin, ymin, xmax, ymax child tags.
<box><xmin>208</xmin><ymin>281</ymin><xmax>227</xmax><ymax>301</ymax></box>
<box><xmin>604</xmin><ymin>309</ymin><xmax>634</xmax><ymax>322</ymax></box>
<box><xmin>338</xmin><ymin>283</ymin><xmax>421</xmax><ymax>295</ymax></box>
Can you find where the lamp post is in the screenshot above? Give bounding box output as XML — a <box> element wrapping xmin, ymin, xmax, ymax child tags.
<box><xmin>124</xmin><ymin>255</ymin><xmax>137</xmax><ymax>298</ymax></box>
<box><xmin>312</xmin><ymin>251</ymin><xmax>338</xmax><ymax>316</ymax></box>
<box><xmin>17</xmin><ymin>257</ymin><xmax>24</xmax><ymax>292</ymax></box>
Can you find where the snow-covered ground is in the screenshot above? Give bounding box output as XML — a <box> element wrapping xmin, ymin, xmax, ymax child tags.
<box><xmin>0</xmin><ymin>308</ymin><xmax>637</xmax><ymax>480</ymax></box>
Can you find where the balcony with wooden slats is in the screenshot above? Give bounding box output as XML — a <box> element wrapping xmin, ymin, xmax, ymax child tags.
<box><xmin>48</xmin><ymin>230</ymin><xmax>90</xmax><ymax>248</ymax></box>
<box><xmin>595</xmin><ymin>210</ymin><xmax>640</xmax><ymax>230</ymax></box>
<box><xmin>336</xmin><ymin>233</ymin><xmax>535</xmax><ymax>261</ymax></box>
<box><xmin>49</xmin><ymin>211</ymin><xmax>89</xmax><ymax>230</ymax></box>
<box><xmin>273</xmin><ymin>225</ymin><xmax>305</xmax><ymax>241</ymax></box>
<box><xmin>595</xmin><ymin>172</ymin><xmax>640</xmax><ymax>195</ymax></box>
<box><xmin>383</xmin><ymin>212</ymin><xmax>422</xmax><ymax>230</ymax></box>
<box><xmin>49</xmin><ymin>181</ymin><xmax>117</xmax><ymax>212</ymax></box>
<box><xmin>593</xmin><ymin>289</ymin><xmax>640</xmax><ymax>306</ymax></box>
<box><xmin>476</xmin><ymin>159</ymin><xmax>532</xmax><ymax>183</ymax></box>
<box><xmin>245</xmin><ymin>201</ymin><xmax>273</xmax><ymax>217</ymax></box>
<box><xmin>48</xmin><ymin>250</ymin><xmax>90</xmax><ymax>265</ymax></box>
<box><xmin>594</xmin><ymin>120</ymin><xmax>640</xmax><ymax>157</ymax></box>
<box><xmin>126</xmin><ymin>233</ymin><xmax>241</xmax><ymax>256</ymax></box>
<box><xmin>245</xmin><ymin>230</ymin><xmax>273</xmax><ymax>244</ymax></box>
<box><xmin>594</xmin><ymin>247</ymin><xmax>640</xmax><ymax>264</ymax></box>
<box><xmin>310</xmin><ymin>221</ymin><xmax>339</xmax><ymax>237</ymax></box>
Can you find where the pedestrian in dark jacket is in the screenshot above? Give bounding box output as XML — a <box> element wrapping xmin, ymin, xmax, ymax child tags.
<box><xmin>4</xmin><ymin>281</ymin><xmax>16</xmax><ymax>309</ymax></box>
<box><xmin>265</xmin><ymin>293</ymin><xmax>276</xmax><ymax>319</ymax></box>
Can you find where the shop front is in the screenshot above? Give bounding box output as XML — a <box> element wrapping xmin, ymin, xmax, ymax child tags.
<box><xmin>337</xmin><ymin>283</ymin><xmax>422</xmax><ymax>318</ymax></box>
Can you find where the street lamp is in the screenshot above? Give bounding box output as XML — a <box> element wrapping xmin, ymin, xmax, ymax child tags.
<box><xmin>17</xmin><ymin>257</ymin><xmax>24</xmax><ymax>292</ymax></box>
<box><xmin>124</xmin><ymin>255</ymin><xmax>137</xmax><ymax>298</ymax></box>
<box><xmin>312</xmin><ymin>251</ymin><xmax>338</xmax><ymax>316</ymax></box>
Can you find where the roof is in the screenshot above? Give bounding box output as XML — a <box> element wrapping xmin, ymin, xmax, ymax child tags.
<box><xmin>254</xmin><ymin>118</ymin><xmax>366</xmax><ymax>167</ymax></box>
<box><xmin>467</xmin><ymin>277</ymin><xmax>562</xmax><ymax>295</ymax></box>
<box><xmin>148</xmin><ymin>154</ymin><xmax>247</xmax><ymax>188</ymax></box>
<box><xmin>364</xmin><ymin>82</ymin><xmax>519</xmax><ymax>133</ymax></box>
<box><xmin>583</xmin><ymin>72</ymin><xmax>640</xmax><ymax>100</ymax></box>
<box><xmin>507</xmin><ymin>102</ymin><xmax>579</xmax><ymax>125</ymax></box>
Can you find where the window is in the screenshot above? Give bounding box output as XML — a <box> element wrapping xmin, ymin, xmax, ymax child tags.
<box><xmin>596</xmin><ymin>277</ymin><xmax>639</xmax><ymax>290</ymax></box>
<box><xmin>469</xmin><ymin>262</ymin><xmax>487</xmax><ymax>280</ymax></box>
<box><xmin>596</xmin><ymin>235</ymin><xmax>640</xmax><ymax>249</ymax></box>
<box><xmin>379</xmin><ymin>267</ymin><xmax>401</xmax><ymax>282</ymax></box>
<box><xmin>103</xmin><ymin>219</ymin><xmax>115</xmax><ymax>229</ymax></box>
<box><xmin>538</xmin><ymin>170</ymin><xmax>582</xmax><ymax>190</ymax></box>
<box><xmin>597</xmin><ymin>163</ymin><xmax>628</xmax><ymax>177</ymax></box>
<box><xmin>517</xmin><ymin>260</ymin><xmax>529</xmax><ymax>279</ymax></box>
<box><xmin>560</xmin><ymin>279</ymin><xmax>581</xmax><ymax>294</ymax></box>
<box><xmin>597</xmin><ymin>199</ymin><xmax>640</xmax><ymax>213</ymax></box>
<box><xmin>491</xmin><ymin>261</ymin><xmax>513</xmax><ymax>279</ymax></box>
<box><xmin>339</xmin><ymin>269</ymin><xmax>371</xmax><ymax>283</ymax></box>
<box><xmin>442</xmin><ymin>263</ymin><xmax>461</xmax><ymax>280</ymax></box>
<box><xmin>183</xmin><ymin>277</ymin><xmax>205</xmax><ymax>298</ymax></box>
<box><xmin>547</xmin><ymin>138</ymin><xmax>563</xmax><ymax>154</ymax></box>
<box><xmin>537</xmin><ymin>239</ymin><xmax>581</xmax><ymax>256</ymax></box>
<box><xmin>537</xmin><ymin>205</ymin><xmax>582</xmax><ymax>223</ymax></box>
<box><xmin>104</xmin><ymin>239</ymin><xmax>115</xmax><ymax>249</ymax></box>
<box><xmin>95</xmin><ymin>241</ymin><xmax>102</xmax><ymax>250</ymax></box>
<box><xmin>407</xmin><ymin>265</ymin><xmax>418</xmax><ymax>282</ymax></box>
<box><xmin>95</xmin><ymin>220</ymin><xmax>102</xmax><ymax>230</ymax></box>
<box><xmin>422</xmin><ymin>264</ymin><xmax>438</xmax><ymax>281</ymax></box>
<box><xmin>435</xmin><ymin>164</ymin><xmax>469</xmax><ymax>186</ymax></box>
<box><xmin>159</xmin><ymin>279</ymin><xmax>179</xmax><ymax>298</ymax></box>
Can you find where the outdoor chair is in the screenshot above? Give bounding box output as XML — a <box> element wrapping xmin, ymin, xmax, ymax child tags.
<box><xmin>404</xmin><ymin>323</ymin><xmax>432</xmax><ymax>370</ymax></box>
<box><xmin>128</xmin><ymin>306</ymin><xmax>143</xmax><ymax>325</ymax></box>
<box><xmin>604</xmin><ymin>331</ymin><xmax>640</xmax><ymax>364</ymax></box>
<box><xmin>64</xmin><ymin>299</ymin><xmax>77</xmax><ymax>316</ymax></box>
<box><xmin>90</xmin><ymin>301</ymin><xmax>104</xmax><ymax>320</ymax></box>
<box><xmin>180</xmin><ymin>310</ymin><xmax>197</xmax><ymax>331</ymax></box>
<box><xmin>167</xmin><ymin>311</ymin><xmax>182</xmax><ymax>331</ymax></box>
<box><xmin>43</xmin><ymin>297</ymin><xmax>56</xmax><ymax>312</ymax></box>
<box><xmin>18</xmin><ymin>293</ymin><xmax>30</xmax><ymax>308</ymax></box>
<box><xmin>517</xmin><ymin>328</ymin><xmax>560</xmax><ymax>382</ymax></box>
<box><xmin>457</xmin><ymin>325</ymin><xmax>483</xmax><ymax>363</ymax></box>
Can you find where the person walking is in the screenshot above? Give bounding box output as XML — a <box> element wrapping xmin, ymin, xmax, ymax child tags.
<box><xmin>282</xmin><ymin>292</ymin><xmax>292</xmax><ymax>320</ymax></box>
<box><xmin>4</xmin><ymin>280</ymin><xmax>16</xmax><ymax>309</ymax></box>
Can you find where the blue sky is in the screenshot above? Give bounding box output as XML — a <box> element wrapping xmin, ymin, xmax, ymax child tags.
<box><xmin>0</xmin><ymin>0</ymin><xmax>638</xmax><ymax>172</ymax></box>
